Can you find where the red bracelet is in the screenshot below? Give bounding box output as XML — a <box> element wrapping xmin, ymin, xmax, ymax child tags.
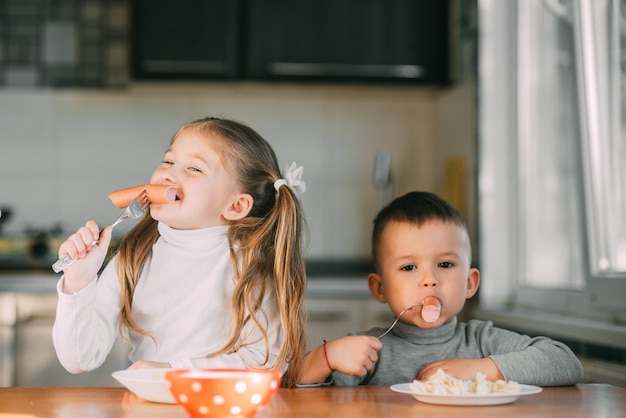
<box><xmin>322</xmin><ymin>339</ymin><xmax>334</xmax><ymax>371</ymax></box>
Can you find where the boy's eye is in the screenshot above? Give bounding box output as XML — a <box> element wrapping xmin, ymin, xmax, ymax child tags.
<box><xmin>439</xmin><ymin>261</ymin><xmax>454</xmax><ymax>268</ymax></box>
<box><xmin>401</xmin><ymin>265</ymin><xmax>416</xmax><ymax>271</ymax></box>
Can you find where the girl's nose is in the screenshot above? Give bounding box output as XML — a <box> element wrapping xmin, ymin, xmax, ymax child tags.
<box><xmin>160</xmin><ymin>166</ymin><xmax>177</xmax><ymax>183</ymax></box>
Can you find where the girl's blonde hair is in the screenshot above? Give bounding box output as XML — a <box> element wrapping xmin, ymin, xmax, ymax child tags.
<box><xmin>114</xmin><ymin>117</ymin><xmax>307</xmax><ymax>387</ymax></box>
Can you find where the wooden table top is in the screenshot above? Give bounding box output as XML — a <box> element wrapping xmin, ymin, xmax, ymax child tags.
<box><xmin>0</xmin><ymin>384</ymin><xmax>624</xmax><ymax>418</ymax></box>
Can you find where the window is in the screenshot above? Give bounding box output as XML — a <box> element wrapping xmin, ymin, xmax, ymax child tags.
<box><xmin>518</xmin><ymin>0</ymin><xmax>586</xmax><ymax>290</ymax></box>
<box><xmin>478</xmin><ymin>0</ymin><xmax>626</xmax><ymax>339</ymax></box>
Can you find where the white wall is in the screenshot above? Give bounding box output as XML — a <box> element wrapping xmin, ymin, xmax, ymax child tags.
<box><xmin>0</xmin><ymin>81</ymin><xmax>475</xmax><ymax>259</ymax></box>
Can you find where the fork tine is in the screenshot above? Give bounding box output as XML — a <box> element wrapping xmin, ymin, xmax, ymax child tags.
<box><xmin>137</xmin><ymin>190</ymin><xmax>149</xmax><ymax>205</ymax></box>
<box><xmin>138</xmin><ymin>190</ymin><xmax>150</xmax><ymax>209</ymax></box>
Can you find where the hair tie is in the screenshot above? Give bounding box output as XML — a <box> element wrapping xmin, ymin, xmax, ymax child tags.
<box><xmin>273</xmin><ymin>179</ymin><xmax>287</xmax><ymax>191</ymax></box>
<box><xmin>274</xmin><ymin>162</ymin><xmax>306</xmax><ymax>197</ymax></box>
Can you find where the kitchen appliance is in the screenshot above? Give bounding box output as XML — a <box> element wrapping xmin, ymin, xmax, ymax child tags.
<box><xmin>0</xmin><ymin>208</ymin><xmax>12</xmax><ymax>236</ymax></box>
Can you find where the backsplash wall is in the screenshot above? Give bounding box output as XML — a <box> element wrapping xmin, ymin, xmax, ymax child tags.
<box><xmin>0</xmin><ymin>81</ymin><xmax>475</xmax><ymax>259</ymax></box>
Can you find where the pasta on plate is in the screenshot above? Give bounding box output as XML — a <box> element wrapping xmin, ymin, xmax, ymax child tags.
<box><xmin>410</xmin><ymin>369</ymin><xmax>521</xmax><ymax>395</ymax></box>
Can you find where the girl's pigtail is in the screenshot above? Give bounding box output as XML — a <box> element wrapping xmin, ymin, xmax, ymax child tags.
<box><xmin>271</xmin><ymin>184</ymin><xmax>307</xmax><ymax>387</ymax></box>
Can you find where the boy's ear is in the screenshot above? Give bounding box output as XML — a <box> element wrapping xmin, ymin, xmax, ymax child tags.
<box><xmin>223</xmin><ymin>193</ymin><xmax>254</xmax><ymax>221</ymax></box>
<box><xmin>465</xmin><ymin>268</ymin><xmax>480</xmax><ymax>299</ymax></box>
<box><xmin>368</xmin><ymin>272</ymin><xmax>387</xmax><ymax>303</ymax></box>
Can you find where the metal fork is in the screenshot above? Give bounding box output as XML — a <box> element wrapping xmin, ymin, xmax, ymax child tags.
<box><xmin>51</xmin><ymin>191</ymin><xmax>150</xmax><ymax>273</ymax></box>
<box><xmin>377</xmin><ymin>303</ymin><xmax>423</xmax><ymax>339</ymax></box>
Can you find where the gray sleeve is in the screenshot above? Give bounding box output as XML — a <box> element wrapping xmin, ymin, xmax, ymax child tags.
<box><xmin>473</xmin><ymin>321</ymin><xmax>584</xmax><ymax>386</ymax></box>
<box><xmin>329</xmin><ymin>371</ymin><xmax>365</xmax><ymax>387</ymax></box>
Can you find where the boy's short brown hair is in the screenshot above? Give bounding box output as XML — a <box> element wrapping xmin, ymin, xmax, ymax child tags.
<box><xmin>371</xmin><ymin>191</ymin><xmax>470</xmax><ymax>271</ymax></box>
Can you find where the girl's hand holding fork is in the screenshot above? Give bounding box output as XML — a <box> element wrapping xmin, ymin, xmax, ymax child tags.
<box><xmin>58</xmin><ymin>220</ymin><xmax>112</xmax><ymax>294</ymax></box>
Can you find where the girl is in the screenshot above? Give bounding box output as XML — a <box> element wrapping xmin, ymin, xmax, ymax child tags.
<box><xmin>53</xmin><ymin>116</ymin><xmax>308</xmax><ymax>387</ymax></box>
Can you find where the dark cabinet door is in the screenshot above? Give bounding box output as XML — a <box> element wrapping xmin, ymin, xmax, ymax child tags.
<box><xmin>132</xmin><ymin>0</ymin><xmax>242</xmax><ymax>79</ymax></box>
<box><xmin>244</xmin><ymin>0</ymin><xmax>450</xmax><ymax>84</ymax></box>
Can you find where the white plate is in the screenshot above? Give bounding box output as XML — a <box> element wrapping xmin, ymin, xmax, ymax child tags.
<box><xmin>390</xmin><ymin>383</ymin><xmax>543</xmax><ymax>406</ymax></box>
<box><xmin>112</xmin><ymin>368</ymin><xmax>175</xmax><ymax>404</ymax></box>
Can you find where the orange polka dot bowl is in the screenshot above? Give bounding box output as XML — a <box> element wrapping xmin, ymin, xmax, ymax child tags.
<box><xmin>164</xmin><ymin>368</ymin><xmax>282</xmax><ymax>418</ymax></box>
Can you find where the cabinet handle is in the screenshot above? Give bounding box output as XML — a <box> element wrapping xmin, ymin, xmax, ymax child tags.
<box><xmin>268</xmin><ymin>63</ymin><xmax>425</xmax><ymax>79</ymax></box>
<box><xmin>143</xmin><ymin>60</ymin><xmax>226</xmax><ymax>75</ymax></box>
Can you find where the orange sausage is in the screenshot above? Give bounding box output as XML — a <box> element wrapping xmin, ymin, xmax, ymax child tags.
<box><xmin>421</xmin><ymin>296</ymin><xmax>442</xmax><ymax>323</ymax></box>
<box><xmin>109</xmin><ymin>184</ymin><xmax>177</xmax><ymax>208</ymax></box>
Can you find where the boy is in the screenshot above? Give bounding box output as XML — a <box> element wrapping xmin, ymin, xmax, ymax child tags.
<box><xmin>299</xmin><ymin>191</ymin><xmax>583</xmax><ymax>386</ymax></box>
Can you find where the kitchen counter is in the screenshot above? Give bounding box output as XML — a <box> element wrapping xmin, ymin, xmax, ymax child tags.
<box><xmin>0</xmin><ymin>260</ymin><xmax>373</xmax><ymax>297</ymax></box>
<box><xmin>0</xmin><ymin>272</ymin><xmax>58</xmax><ymax>293</ymax></box>
<box><xmin>0</xmin><ymin>275</ymin><xmax>371</xmax><ymax>296</ymax></box>
<box><xmin>305</xmin><ymin>258</ymin><xmax>372</xmax><ymax>298</ymax></box>
<box><xmin>0</xmin><ymin>273</ymin><xmax>370</xmax><ymax>297</ymax></box>
<box><xmin>305</xmin><ymin>276</ymin><xmax>370</xmax><ymax>298</ymax></box>
<box><xmin>0</xmin><ymin>384</ymin><xmax>623</xmax><ymax>417</ymax></box>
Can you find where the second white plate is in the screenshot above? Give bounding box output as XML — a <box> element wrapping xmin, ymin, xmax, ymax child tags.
<box><xmin>112</xmin><ymin>368</ymin><xmax>175</xmax><ymax>404</ymax></box>
<box><xmin>390</xmin><ymin>382</ymin><xmax>543</xmax><ymax>406</ymax></box>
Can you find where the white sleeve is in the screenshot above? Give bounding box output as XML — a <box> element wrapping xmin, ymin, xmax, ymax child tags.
<box><xmin>52</xmin><ymin>261</ymin><xmax>122</xmax><ymax>374</ymax></box>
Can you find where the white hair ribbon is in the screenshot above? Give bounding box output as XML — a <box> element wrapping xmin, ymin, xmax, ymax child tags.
<box><xmin>274</xmin><ymin>162</ymin><xmax>306</xmax><ymax>197</ymax></box>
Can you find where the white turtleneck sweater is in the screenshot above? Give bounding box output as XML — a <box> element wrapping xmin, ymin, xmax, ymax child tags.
<box><xmin>53</xmin><ymin>222</ymin><xmax>282</xmax><ymax>374</ymax></box>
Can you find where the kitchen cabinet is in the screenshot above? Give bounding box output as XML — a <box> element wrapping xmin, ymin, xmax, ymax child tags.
<box><xmin>131</xmin><ymin>0</ymin><xmax>450</xmax><ymax>84</ymax></box>
<box><xmin>304</xmin><ymin>297</ymin><xmax>394</xmax><ymax>351</ymax></box>
<box><xmin>0</xmin><ymin>1</ymin><xmax>129</xmax><ymax>88</ymax></box>
<box><xmin>304</xmin><ymin>299</ymin><xmax>362</xmax><ymax>351</ymax></box>
<box><xmin>12</xmin><ymin>293</ymin><xmax>131</xmax><ymax>387</ymax></box>
<box><xmin>131</xmin><ymin>0</ymin><xmax>242</xmax><ymax>79</ymax></box>
<box><xmin>0</xmin><ymin>281</ymin><xmax>131</xmax><ymax>387</ymax></box>
<box><xmin>245</xmin><ymin>0</ymin><xmax>450</xmax><ymax>84</ymax></box>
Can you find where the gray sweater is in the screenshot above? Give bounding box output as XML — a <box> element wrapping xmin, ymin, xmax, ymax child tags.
<box><xmin>331</xmin><ymin>317</ymin><xmax>584</xmax><ymax>386</ymax></box>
